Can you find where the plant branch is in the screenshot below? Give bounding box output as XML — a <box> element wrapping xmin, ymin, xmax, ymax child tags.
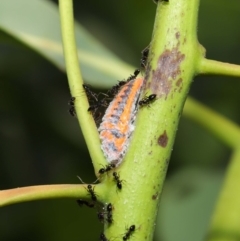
<box><xmin>0</xmin><ymin>184</ymin><xmax>106</xmax><ymax>207</ymax></box>
<box><xmin>207</xmin><ymin>147</ymin><xmax>240</xmax><ymax>241</ymax></box>
<box><xmin>184</xmin><ymin>97</ymin><xmax>240</xmax><ymax>149</ymax></box>
<box><xmin>103</xmin><ymin>0</ymin><xmax>202</xmax><ymax>240</ymax></box>
<box><xmin>58</xmin><ymin>0</ymin><xmax>106</xmax><ymax>174</ymax></box>
<box><xmin>198</xmin><ymin>58</ymin><xmax>240</xmax><ymax>77</ymax></box>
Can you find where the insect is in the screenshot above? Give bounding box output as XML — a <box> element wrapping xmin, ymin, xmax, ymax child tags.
<box><xmin>83</xmin><ymin>84</ymin><xmax>108</xmax><ymax>115</ymax></box>
<box><xmin>113</xmin><ymin>172</ymin><xmax>123</xmax><ymax>190</ymax></box>
<box><xmin>82</xmin><ymin>84</ymin><xmax>98</xmax><ymax>102</ymax></box>
<box><xmin>139</xmin><ymin>94</ymin><xmax>157</xmax><ymax>107</ymax></box>
<box><xmin>126</xmin><ymin>69</ymin><xmax>140</xmax><ymax>82</ymax></box>
<box><xmin>98</xmin><ymin>77</ymin><xmax>144</xmax><ymax>166</ymax></box>
<box><xmin>86</xmin><ymin>184</ymin><xmax>97</xmax><ymax>201</ymax></box>
<box><xmin>106</xmin><ymin>203</ymin><xmax>113</xmax><ymax>224</ymax></box>
<box><xmin>98</xmin><ymin>163</ymin><xmax>116</xmax><ymax>175</ymax></box>
<box><xmin>87</xmin><ymin>98</ymin><xmax>108</xmax><ymax>113</ymax></box>
<box><xmin>68</xmin><ymin>97</ymin><xmax>76</xmax><ymax>116</ymax></box>
<box><xmin>97</xmin><ymin>211</ymin><xmax>105</xmax><ymax>223</ymax></box>
<box><xmin>76</xmin><ymin>199</ymin><xmax>95</xmax><ymax>208</ymax></box>
<box><xmin>141</xmin><ymin>46</ymin><xmax>149</xmax><ymax>69</ymax></box>
<box><xmin>107</xmin><ymin>203</ymin><xmax>113</xmax><ymax>212</ymax></box>
<box><xmin>123</xmin><ymin>225</ymin><xmax>135</xmax><ymax>240</ymax></box>
<box><xmin>106</xmin><ymin>212</ymin><xmax>113</xmax><ymax>224</ymax></box>
<box><xmin>82</xmin><ymin>84</ymin><xmax>110</xmax><ymax>124</ymax></box>
<box><xmin>69</xmin><ymin>97</ymin><xmax>75</xmax><ymax>106</ymax></box>
<box><xmin>68</xmin><ymin>84</ymin><xmax>101</xmax><ymax>118</ymax></box>
<box><xmin>100</xmin><ymin>233</ymin><xmax>109</xmax><ymax>241</ymax></box>
<box><xmin>97</xmin><ymin>203</ymin><xmax>114</xmax><ymax>224</ymax></box>
<box><xmin>108</xmin><ymin>69</ymin><xmax>140</xmax><ymax>97</ymax></box>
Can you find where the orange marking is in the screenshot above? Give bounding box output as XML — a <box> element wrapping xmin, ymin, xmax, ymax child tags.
<box><xmin>98</xmin><ymin>77</ymin><xmax>144</xmax><ymax>166</ymax></box>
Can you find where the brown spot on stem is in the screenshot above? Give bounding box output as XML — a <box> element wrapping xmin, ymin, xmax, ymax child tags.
<box><xmin>174</xmin><ymin>78</ymin><xmax>183</xmax><ymax>93</ymax></box>
<box><xmin>152</xmin><ymin>192</ymin><xmax>158</xmax><ymax>200</ymax></box>
<box><xmin>151</xmin><ymin>45</ymin><xmax>185</xmax><ymax>98</ymax></box>
<box><xmin>176</xmin><ymin>78</ymin><xmax>182</xmax><ymax>87</ymax></box>
<box><xmin>175</xmin><ymin>32</ymin><xmax>180</xmax><ymax>39</ymax></box>
<box><xmin>158</xmin><ymin>130</ymin><xmax>168</xmax><ymax>147</ymax></box>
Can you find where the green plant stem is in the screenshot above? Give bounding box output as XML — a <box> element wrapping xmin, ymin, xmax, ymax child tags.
<box><xmin>103</xmin><ymin>0</ymin><xmax>202</xmax><ymax>240</ymax></box>
<box><xmin>58</xmin><ymin>0</ymin><xmax>106</xmax><ymax>174</ymax></box>
<box><xmin>0</xmin><ymin>184</ymin><xmax>106</xmax><ymax>207</ymax></box>
<box><xmin>184</xmin><ymin>97</ymin><xmax>240</xmax><ymax>149</ymax></box>
<box><xmin>207</xmin><ymin>147</ymin><xmax>240</xmax><ymax>241</ymax></box>
<box><xmin>198</xmin><ymin>58</ymin><xmax>240</xmax><ymax>77</ymax></box>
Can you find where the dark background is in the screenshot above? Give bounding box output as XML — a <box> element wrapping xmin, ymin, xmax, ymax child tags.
<box><xmin>1</xmin><ymin>0</ymin><xmax>240</xmax><ymax>240</ymax></box>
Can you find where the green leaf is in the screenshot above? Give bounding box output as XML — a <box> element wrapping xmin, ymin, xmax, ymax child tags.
<box><xmin>0</xmin><ymin>0</ymin><xmax>134</xmax><ymax>87</ymax></box>
<box><xmin>155</xmin><ymin>168</ymin><xmax>223</xmax><ymax>241</ymax></box>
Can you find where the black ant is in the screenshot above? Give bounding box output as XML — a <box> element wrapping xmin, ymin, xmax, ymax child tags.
<box><xmin>107</xmin><ymin>203</ymin><xmax>113</xmax><ymax>212</ymax></box>
<box><xmin>97</xmin><ymin>203</ymin><xmax>113</xmax><ymax>224</ymax></box>
<box><xmin>126</xmin><ymin>69</ymin><xmax>140</xmax><ymax>82</ymax></box>
<box><xmin>82</xmin><ymin>84</ymin><xmax>98</xmax><ymax>102</ymax></box>
<box><xmin>113</xmin><ymin>172</ymin><xmax>123</xmax><ymax>190</ymax></box>
<box><xmin>68</xmin><ymin>84</ymin><xmax>98</xmax><ymax>117</ymax></box>
<box><xmin>106</xmin><ymin>203</ymin><xmax>113</xmax><ymax>224</ymax></box>
<box><xmin>123</xmin><ymin>225</ymin><xmax>135</xmax><ymax>240</ymax></box>
<box><xmin>82</xmin><ymin>84</ymin><xmax>108</xmax><ymax>113</ymax></box>
<box><xmin>106</xmin><ymin>212</ymin><xmax>113</xmax><ymax>224</ymax></box>
<box><xmin>139</xmin><ymin>94</ymin><xmax>157</xmax><ymax>107</ymax></box>
<box><xmin>81</xmin><ymin>84</ymin><xmax>110</xmax><ymax>125</ymax></box>
<box><xmin>98</xmin><ymin>163</ymin><xmax>116</xmax><ymax>175</ymax></box>
<box><xmin>76</xmin><ymin>199</ymin><xmax>95</xmax><ymax>208</ymax></box>
<box><xmin>86</xmin><ymin>184</ymin><xmax>97</xmax><ymax>201</ymax></box>
<box><xmin>68</xmin><ymin>97</ymin><xmax>76</xmax><ymax>117</ymax></box>
<box><xmin>69</xmin><ymin>97</ymin><xmax>75</xmax><ymax>106</ymax></box>
<box><xmin>87</xmin><ymin>98</ymin><xmax>110</xmax><ymax>126</ymax></box>
<box><xmin>108</xmin><ymin>69</ymin><xmax>140</xmax><ymax>97</ymax></box>
<box><xmin>97</xmin><ymin>211</ymin><xmax>105</xmax><ymax>223</ymax></box>
<box><xmin>87</xmin><ymin>98</ymin><xmax>108</xmax><ymax>113</ymax></box>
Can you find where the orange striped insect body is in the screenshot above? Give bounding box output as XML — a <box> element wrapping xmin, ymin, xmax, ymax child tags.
<box><xmin>98</xmin><ymin>77</ymin><xmax>144</xmax><ymax>166</ymax></box>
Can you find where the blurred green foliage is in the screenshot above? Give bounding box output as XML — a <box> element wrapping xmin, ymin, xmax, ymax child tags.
<box><xmin>0</xmin><ymin>0</ymin><xmax>240</xmax><ymax>240</ymax></box>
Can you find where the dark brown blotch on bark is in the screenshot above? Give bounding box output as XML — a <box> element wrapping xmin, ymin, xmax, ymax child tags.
<box><xmin>158</xmin><ymin>130</ymin><xmax>168</xmax><ymax>147</ymax></box>
<box><xmin>151</xmin><ymin>45</ymin><xmax>185</xmax><ymax>98</ymax></box>
<box><xmin>152</xmin><ymin>192</ymin><xmax>158</xmax><ymax>200</ymax></box>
